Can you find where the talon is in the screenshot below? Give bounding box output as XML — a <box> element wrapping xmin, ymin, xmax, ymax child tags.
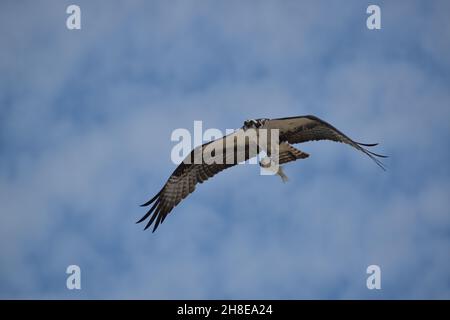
<box><xmin>259</xmin><ymin>157</ymin><xmax>272</xmax><ymax>168</ymax></box>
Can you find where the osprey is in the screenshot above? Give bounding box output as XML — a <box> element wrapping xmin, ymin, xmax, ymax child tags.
<box><xmin>138</xmin><ymin>115</ymin><xmax>386</xmax><ymax>232</ymax></box>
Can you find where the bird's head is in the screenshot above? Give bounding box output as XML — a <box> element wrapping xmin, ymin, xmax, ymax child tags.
<box><xmin>243</xmin><ymin>118</ymin><xmax>268</xmax><ymax>130</ymax></box>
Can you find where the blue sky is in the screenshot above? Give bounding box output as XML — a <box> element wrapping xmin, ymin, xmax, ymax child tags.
<box><xmin>1</xmin><ymin>0</ymin><xmax>449</xmax><ymax>299</ymax></box>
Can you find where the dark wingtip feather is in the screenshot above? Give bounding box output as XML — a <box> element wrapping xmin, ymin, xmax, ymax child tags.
<box><xmin>140</xmin><ymin>190</ymin><xmax>162</xmax><ymax>207</ymax></box>
<box><xmin>355</xmin><ymin>141</ymin><xmax>379</xmax><ymax>147</ymax></box>
<box><xmin>139</xmin><ymin>190</ymin><xmax>173</xmax><ymax>232</ymax></box>
<box><xmin>152</xmin><ymin>208</ymin><xmax>166</xmax><ymax>233</ymax></box>
<box><xmin>143</xmin><ymin>222</ymin><xmax>152</xmax><ymax>231</ymax></box>
<box><xmin>354</xmin><ymin>142</ymin><xmax>388</xmax><ymax>170</ymax></box>
<box><xmin>137</xmin><ymin>197</ymin><xmax>161</xmax><ymax>224</ymax></box>
<box><xmin>143</xmin><ymin>213</ymin><xmax>156</xmax><ymax>230</ymax></box>
<box><xmin>365</xmin><ymin>149</ymin><xmax>388</xmax><ymax>158</ymax></box>
<box><xmin>352</xmin><ymin>142</ymin><xmax>388</xmax><ymax>171</ymax></box>
<box><xmin>152</xmin><ymin>222</ymin><xmax>159</xmax><ymax>233</ymax></box>
<box><xmin>363</xmin><ymin>148</ymin><xmax>387</xmax><ymax>171</ymax></box>
<box><xmin>367</xmin><ymin>153</ymin><xmax>387</xmax><ymax>171</ymax></box>
<box><xmin>143</xmin><ymin>204</ymin><xmax>162</xmax><ymax>230</ymax></box>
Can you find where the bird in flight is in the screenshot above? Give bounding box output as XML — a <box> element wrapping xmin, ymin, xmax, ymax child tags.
<box><xmin>138</xmin><ymin>115</ymin><xmax>387</xmax><ymax>232</ymax></box>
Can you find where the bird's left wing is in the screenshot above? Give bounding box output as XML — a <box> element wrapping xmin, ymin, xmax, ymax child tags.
<box><xmin>265</xmin><ymin>115</ymin><xmax>387</xmax><ymax>169</ymax></box>
<box><xmin>137</xmin><ymin>129</ymin><xmax>259</xmax><ymax>232</ymax></box>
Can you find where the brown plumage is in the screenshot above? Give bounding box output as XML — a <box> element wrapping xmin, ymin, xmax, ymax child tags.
<box><xmin>138</xmin><ymin>115</ymin><xmax>387</xmax><ymax>232</ymax></box>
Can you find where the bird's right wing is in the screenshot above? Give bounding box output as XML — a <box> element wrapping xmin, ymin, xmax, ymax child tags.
<box><xmin>266</xmin><ymin>115</ymin><xmax>387</xmax><ymax>169</ymax></box>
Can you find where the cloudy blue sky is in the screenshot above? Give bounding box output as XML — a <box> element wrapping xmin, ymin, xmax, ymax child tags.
<box><xmin>1</xmin><ymin>0</ymin><xmax>449</xmax><ymax>299</ymax></box>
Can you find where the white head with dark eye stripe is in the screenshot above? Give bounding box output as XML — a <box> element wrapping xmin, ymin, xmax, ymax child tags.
<box><xmin>243</xmin><ymin>118</ymin><xmax>268</xmax><ymax>130</ymax></box>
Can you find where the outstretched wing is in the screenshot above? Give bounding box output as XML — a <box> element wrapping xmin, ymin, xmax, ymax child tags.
<box><xmin>266</xmin><ymin>115</ymin><xmax>387</xmax><ymax>169</ymax></box>
<box><xmin>138</xmin><ymin>130</ymin><xmax>259</xmax><ymax>232</ymax></box>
